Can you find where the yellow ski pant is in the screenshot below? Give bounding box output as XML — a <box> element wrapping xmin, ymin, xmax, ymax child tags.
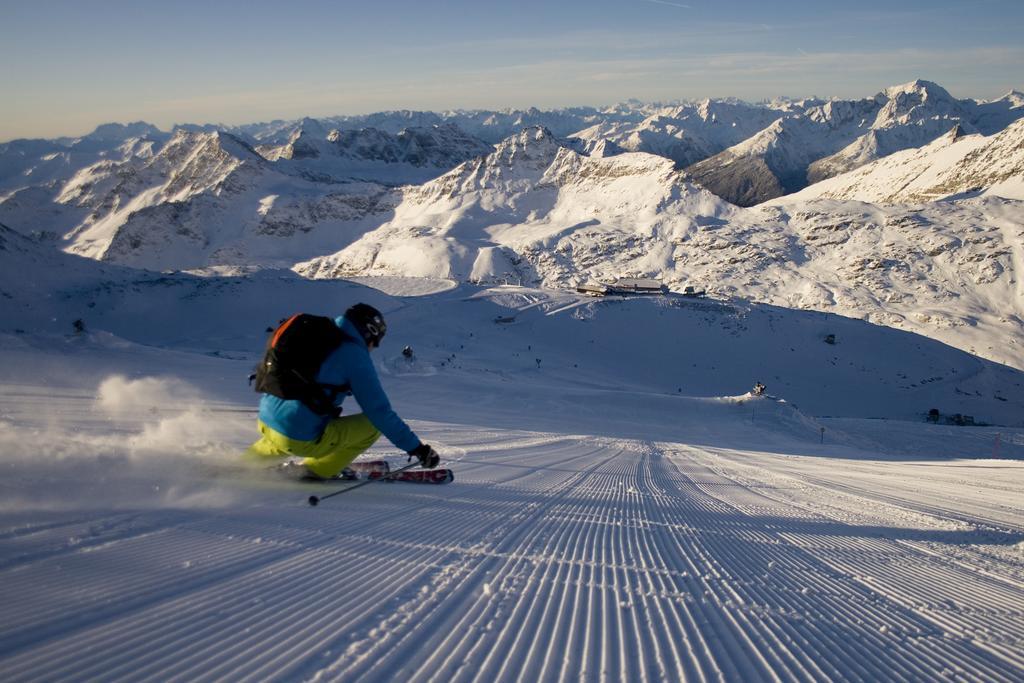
<box><xmin>247</xmin><ymin>413</ymin><xmax>381</xmax><ymax>478</ymax></box>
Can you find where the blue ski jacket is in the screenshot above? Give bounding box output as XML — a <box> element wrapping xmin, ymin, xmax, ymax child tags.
<box><xmin>258</xmin><ymin>316</ymin><xmax>421</xmax><ymax>452</ymax></box>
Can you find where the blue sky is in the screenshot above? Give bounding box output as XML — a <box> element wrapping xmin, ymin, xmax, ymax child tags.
<box><xmin>1</xmin><ymin>0</ymin><xmax>1022</xmax><ymax>140</ymax></box>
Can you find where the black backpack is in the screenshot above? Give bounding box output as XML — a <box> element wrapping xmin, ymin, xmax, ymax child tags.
<box><xmin>253</xmin><ymin>313</ymin><xmax>353</xmax><ymax>416</ymax></box>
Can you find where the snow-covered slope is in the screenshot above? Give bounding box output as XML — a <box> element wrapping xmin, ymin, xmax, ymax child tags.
<box><xmin>0</xmin><ymin>220</ymin><xmax>125</xmax><ymax>308</ymax></box>
<box><xmin>1</xmin><ymin>277</ymin><xmax>1023</xmax><ymax>682</ymax></box>
<box><xmin>2</xmin><ymin>208</ymin><xmax>1024</xmax><ymax>682</ymax></box>
<box><xmin>8</xmin><ymin>214</ymin><xmax>1020</xmax><ymax>429</ymax></box>
<box><xmin>774</xmin><ymin>119</ymin><xmax>1024</xmax><ymax>203</ymax></box>
<box><xmin>2</xmin><ymin>84</ymin><xmax>1024</xmax><ymax>683</ymax></box>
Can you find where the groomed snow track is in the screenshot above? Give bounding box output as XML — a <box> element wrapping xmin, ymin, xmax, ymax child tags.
<box><xmin>1</xmin><ymin>426</ymin><xmax>1023</xmax><ymax>682</ymax></box>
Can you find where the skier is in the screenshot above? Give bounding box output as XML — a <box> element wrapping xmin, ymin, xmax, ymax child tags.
<box><xmin>247</xmin><ymin>303</ymin><xmax>440</xmax><ymax>480</ymax></box>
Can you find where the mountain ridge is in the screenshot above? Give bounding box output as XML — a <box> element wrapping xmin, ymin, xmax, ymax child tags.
<box><xmin>683</xmin><ymin>79</ymin><xmax>1021</xmax><ymax>206</ymax></box>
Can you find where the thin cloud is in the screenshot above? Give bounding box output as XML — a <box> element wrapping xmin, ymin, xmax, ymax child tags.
<box><xmin>641</xmin><ymin>0</ymin><xmax>693</xmax><ymax>8</ymax></box>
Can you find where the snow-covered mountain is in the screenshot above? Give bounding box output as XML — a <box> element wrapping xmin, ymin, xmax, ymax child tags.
<box><xmin>8</xmin><ymin>129</ymin><xmax>396</xmax><ymax>271</ymax></box>
<box><xmin>221</xmin><ymin>83</ymin><xmax>1021</xmax><ymax>207</ymax></box>
<box><xmin>441</xmin><ymin>105</ymin><xmax>639</xmax><ymax>143</ymax></box>
<box><xmin>235</xmin><ymin>107</ymin><xmax>635</xmax><ymax>146</ymax></box>
<box><xmin>571</xmin><ymin>100</ymin><xmax>788</xmax><ymax>169</ymax></box>
<box><xmin>806</xmin><ymin>81</ymin><xmax>979</xmax><ymax>182</ymax></box>
<box><xmin>257</xmin><ymin>122</ymin><xmax>494</xmax><ymax>184</ymax></box>
<box><xmin>296</xmin><ymin>126</ymin><xmax>734</xmax><ymax>283</ymax></box>
<box><xmin>0</xmin><ymin>122</ymin><xmax>497</xmax><ymax>270</ymax></box>
<box><xmin>685</xmin><ymin>80</ymin><xmax>1024</xmax><ymax>206</ymax></box>
<box><xmin>7</xmin><ymin>120</ymin><xmax>1018</xmax><ymax>370</ymax></box>
<box><xmin>59</xmin><ymin>130</ymin><xmax>269</xmax><ymax>263</ymax></box>
<box><xmin>5</xmin><ymin>80</ymin><xmax>1019</xmax><ymax>210</ymax></box>
<box><xmin>2</xmin><ymin>79</ymin><xmax>1022</xmax><ymax>370</ymax></box>
<box><xmin>295</xmin><ymin>126</ymin><xmax>1023</xmax><ymax>370</ymax></box>
<box><xmin>969</xmin><ymin>89</ymin><xmax>1024</xmax><ymax>135</ymax></box>
<box><xmin>0</xmin><ymin>122</ymin><xmax>166</xmax><ymax>194</ymax></box>
<box><xmin>775</xmin><ymin>119</ymin><xmax>1024</xmax><ymax>204</ymax></box>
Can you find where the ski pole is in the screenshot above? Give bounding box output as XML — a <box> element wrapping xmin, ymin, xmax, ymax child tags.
<box><xmin>308</xmin><ymin>462</ymin><xmax>421</xmax><ymax>506</ymax></box>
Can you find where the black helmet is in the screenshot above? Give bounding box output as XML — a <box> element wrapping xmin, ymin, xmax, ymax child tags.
<box><xmin>345</xmin><ymin>303</ymin><xmax>387</xmax><ymax>347</ymax></box>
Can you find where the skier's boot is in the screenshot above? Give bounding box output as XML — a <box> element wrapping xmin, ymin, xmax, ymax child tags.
<box><xmin>335</xmin><ymin>468</ymin><xmax>359</xmax><ymax>481</ymax></box>
<box><xmin>271</xmin><ymin>459</ymin><xmax>325</xmax><ymax>482</ymax></box>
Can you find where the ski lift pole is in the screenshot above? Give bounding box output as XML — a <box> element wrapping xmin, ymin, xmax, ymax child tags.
<box><xmin>308</xmin><ymin>462</ymin><xmax>421</xmax><ymax>507</ymax></box>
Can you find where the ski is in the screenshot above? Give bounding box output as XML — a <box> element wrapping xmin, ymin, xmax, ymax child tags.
<box><xmin>369</xmin><ymin>468</ymin><xmax>454</xmax><ymax>485</ymax></box>
<box><xmin>347</xmin><ymin>460</ymin><xmax>390</xmax><ymax>475</ymax></box>
<box><xmin>308</xmin><ymin>464</ymin><xmax>453</xmax><ymax>505</ymax></box>
<box><xmin>349</xmin><ymin>460</ymin><xmax>452</xmax><ymax>484</ymax></box>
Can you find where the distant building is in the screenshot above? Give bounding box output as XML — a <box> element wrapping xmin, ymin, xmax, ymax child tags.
<box><xmin>576</xmin><ymin>283</ymin><xmax>609</xmax><ymax>296</ymax></box>
<box><xmin>607</xmin><ymin>278</ymin><xmax>665</xmax><ymax>294</ymax></box>
<box><xmin>575</xmin><ymin>277</ymin><xmax>666</xmax><ymax>296</ymax></box>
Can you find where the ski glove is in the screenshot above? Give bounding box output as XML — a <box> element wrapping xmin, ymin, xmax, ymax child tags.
<box><xmin>408</xmin><ymin>443</ymin><xmax>440</xmax><ymax>469</ymax></box>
